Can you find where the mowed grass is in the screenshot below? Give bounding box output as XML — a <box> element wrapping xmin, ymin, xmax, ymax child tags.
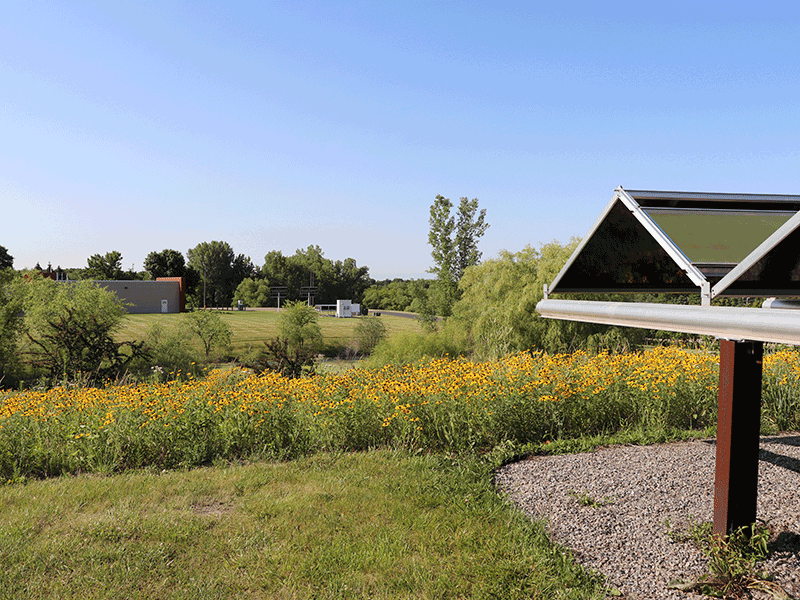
<box><xmin>0</xmin><ymin>450</ymin><xmax>604</xmax><ymax>600</ymax></box>
<box><xmin>118</xmin><ymin>309</ymin><xmax>422</xmax><ymax>358</ymax></box>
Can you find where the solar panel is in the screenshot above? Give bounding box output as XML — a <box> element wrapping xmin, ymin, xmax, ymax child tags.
<box><xmin>547</xmin><ymin>187</ymin><xmax>800</xmax><ymax>302</ymax></box>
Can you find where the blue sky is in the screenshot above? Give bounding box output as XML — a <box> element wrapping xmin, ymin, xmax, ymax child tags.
<box><xmin>2</xmin><ymin>1</ymin><xmax>800</xmax><ymax>279</ymax></box>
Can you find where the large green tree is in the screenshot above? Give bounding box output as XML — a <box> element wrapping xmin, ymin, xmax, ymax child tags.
<box><xmin>363</xmin><ymin>279</ymin><xmax>419</xmax><ymax>311</ymax></box>
<box><xmin>233</xmin><ymin>278</ymin><xmax>272</xmax><ymax>307</ymax></box>
<box><xmin>260</xmin><ymin>247</ymin><xmax>370</xmax><ymax>306</ymax></box>
<box><xmin>427</xmin><ymin>195</ymin><xmax>489</xmax><ymax>317</ymax></box>
<box><xmin>0</xmin><ymin>245</ymin><xmax>13</xmax><ymax>270</ymax></box>
<box><xmin>0</xmin><ymin>270</ymin><xmax>23</xmax><ymax>385</ymax></box>
<box><xmin>187</xmin><ymin>241</ymin><xmax>254</xmax><ymax>307</ymax></box>
<box><xmin>451</xmin><ymin>239</ymin><xmax>646</xmax><ymax>357</ymax></box>
<box><xmin>143</xmin><ymin>249</ymin><xmax>186</xmax><ymax>280</ymax></box>
<box><xmin>329</xmin><ymin>257</ymin><xmax>371</xmax><ymax>304</ymax></box>
<box><xmin>85</xmin><ymin>251</ymin><xmax>124</xmax><ymax>280</ymax></box>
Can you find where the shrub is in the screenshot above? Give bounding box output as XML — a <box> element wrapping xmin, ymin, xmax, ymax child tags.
<box><xmin>278</xmin><ymin>301</ymin><xmax>322</xmax><ymax>353</ymax></box>
<box><xmin>140</xmin><ymin>322</ymin><xmax>203</xmax><ymax>380</ymax></box>
<box><xmin>19</xmin><ymin>278</ymin><xmax>148</xmax><ymax>383</ymax></box>
<box><xmin>367</xmin><ymin>329</ymin><xmax>465</xmax><ymax>366</ymax></box>
<box><xmin>184</xmin><ymin>310</ymin><xmax>232</xmax><ymax>359</ymax></box>
<box><xmin>253</xmin><ymin>337</ymin><xmax>316</xmax><ymax>379</ymax></box>
<box><xmin>352</xmin><ymin>316</ymin><xmax>387</xmax><ymax>356</ymax></box>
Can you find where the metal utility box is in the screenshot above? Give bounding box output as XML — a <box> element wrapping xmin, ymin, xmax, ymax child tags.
<box><xmin>336</xmin><ymin>300</ymin><xmax>360</xmax><ymax>318</ymax></box>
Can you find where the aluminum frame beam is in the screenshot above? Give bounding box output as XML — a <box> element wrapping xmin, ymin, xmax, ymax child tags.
<box><xmin>535</xmin><ymin>299</ymin><xmax>800</xmax><ymax>346</ymax></box>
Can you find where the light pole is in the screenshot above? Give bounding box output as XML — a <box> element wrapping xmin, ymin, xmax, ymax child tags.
<box><xmin>201</xmin><ymin>259</ymin><xmax>207</xmax><ymax>309</ymax></box>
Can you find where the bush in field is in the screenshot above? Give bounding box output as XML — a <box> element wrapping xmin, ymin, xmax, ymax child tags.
<box><xmin>367</xmin><ymin>326</ymin><xmax>467</xmax><ymax>366</ymax></box>
<box><xmin>18</xmin><ymin>277</ymin><xmax>148</xmax><ymax>383</ymax></box>
<box><xmin>353</xmin><ymin>316</ymin><xmax>387</xmax><ymax>356</ymax></box>
<box><xmin>0</xmin><ymin>270</ymin><xmax>24</xmax><ymax>386</ymax></box>
<box><xmin>142</xmin><ymin>322</ymin><xmax>203</xmax><ymax>380</ymax></box>
<box><xmin>253</xmin><ymin>337</ymin><xmax>317</xmax><ymax>379</ymax></box>
<box><xmin>184</xmin><ymin>310</ymin><xmax>232</xmax><ymax>359</ymax></box>
<box><xmin>279</xmin><ymin>301</ymin><xmax>322</xmax><ymax>353</ymax></box>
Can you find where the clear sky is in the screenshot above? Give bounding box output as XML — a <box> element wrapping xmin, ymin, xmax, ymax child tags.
<box><xmin>2</xmin><ymin>1</ymin><xmax>799</xmax><ymax>280</ymax></box>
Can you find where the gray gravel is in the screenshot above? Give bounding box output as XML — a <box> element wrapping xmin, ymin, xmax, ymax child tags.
<box><xmin>495</xmin><ymin>434</ymin><xmax>800</xmax><ymax>599</ymax></box>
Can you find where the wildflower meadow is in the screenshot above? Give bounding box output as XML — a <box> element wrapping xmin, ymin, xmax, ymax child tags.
<box><xmin>2</xmin><ymin>347</ymin><xmax>800</xmax><ymax>481</ymax></box>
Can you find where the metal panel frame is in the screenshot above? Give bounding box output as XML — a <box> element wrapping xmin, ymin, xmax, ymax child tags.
<box><xmin>549</xmin><ymin>187</ymin><xmax>800</xmax><ymax>302</ymax></box>
<box><xmin>546</xmin><ymin>190</ymin><xmax>623</xmax><ymax>296</ymax></box>
<box><xmin>626</xmin><ymin>189</ymin><xmax>800</xmax><ymax>206</ymax></box>
<box><xmin>615</xmin><ymin>188</ymin><xmax>707</xmax><ymax>288</ymax></box>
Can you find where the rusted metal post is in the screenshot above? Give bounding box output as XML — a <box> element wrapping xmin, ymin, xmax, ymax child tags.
<box><xmin>713</xmin><ymin>339</ymin><xmax>763</xmax><ymax>536</ymax></box>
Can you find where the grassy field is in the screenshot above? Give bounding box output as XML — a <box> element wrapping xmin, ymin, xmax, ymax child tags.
<box><xmin>0</xmin><ymin>450</ymin><xmax>605</xmax><ymax>599</ymax></box>
<box><xmin>118</xmin><ymin>309</ymin><xmax>422</xmax><ymax>359</ymax></box>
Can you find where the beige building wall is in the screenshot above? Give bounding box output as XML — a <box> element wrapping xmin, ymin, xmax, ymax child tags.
<box><xmin>95</xmin><ymin>280</ymin><xmax>181</xmax><ymax>314</ymax></box>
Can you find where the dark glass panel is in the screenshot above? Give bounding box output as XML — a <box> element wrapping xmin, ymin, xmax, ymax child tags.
<box><xmin>552</xmin><ymin>200</ymin><xmax>696</xmax><ymax>293</ymax></box>
<box><xmin>721</xmin><ymin>225</ymin><xmax>800</xmax><ymax>296</ymax></box>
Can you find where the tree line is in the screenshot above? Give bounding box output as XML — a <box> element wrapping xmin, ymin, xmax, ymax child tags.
<box><xmin>0</xmin><ymin>268</ymin><xmax>378</xmax><ymax>388</ymax></box>
<box><xmin>14</xmin><ymin>243</ymin><xmax>372</xmax><ymax>309</ymax></box>
<box><xmin>4</xmin><ymin>195</ymin><xmax>490</xmax><ymax>315</ymax></box>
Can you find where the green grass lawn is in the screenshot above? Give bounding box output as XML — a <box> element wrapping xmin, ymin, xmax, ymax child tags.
<box><xmin>118</xmin><ymin>309</ymin><xmax>422</xmax><ymax>359</ymax></box>
<box><xmin>0</xmin><ymin>450</ymin><xmax>605</xmax><ymax>600</ymax></box>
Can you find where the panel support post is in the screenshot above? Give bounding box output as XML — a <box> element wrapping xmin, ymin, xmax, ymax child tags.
<box><xmin>713</xmin><ymin>339</ymin><xmax>763</xmax><ymax>536</ymax></box>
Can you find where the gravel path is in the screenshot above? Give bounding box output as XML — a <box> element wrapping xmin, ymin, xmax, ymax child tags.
<box><xmin>495</xmin><ymin>434</ymin><xmax>800</xmax><ymax>599</ymax></box>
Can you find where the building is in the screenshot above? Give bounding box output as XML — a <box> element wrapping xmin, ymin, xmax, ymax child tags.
<box><xmin>92</xmin><ymin>277</ymin><xmax>186</xmax><ymax>314</ymax></box>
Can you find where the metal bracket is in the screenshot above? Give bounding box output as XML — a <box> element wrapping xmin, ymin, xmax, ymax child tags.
<box><xmin>701</xmin><ymin>282</ymin><xmax>712</xmax><ymax>306</ymax></box>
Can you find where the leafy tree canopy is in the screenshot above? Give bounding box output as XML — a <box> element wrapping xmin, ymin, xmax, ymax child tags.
<box><xmin>0</xmin><ymin>270</ymin><xmax>24</xmax><ymax>383</ymax></box>
<box><xmin>233</xmin><ymin>278</ymin><xmax>272</xmax><ymax>308</ymax></box>
<box><xmin>144</xmin><ymin>249</ymin><xmax>186</xmax><ymax>280</ymax></box>
<box><xmin>85</xmin><ymin>251</ymin><xmax>125</xmax><ymax>280</ymax></box>
<box><xmin>0</xmin><ymin>245</ymin><xmax>13</xmax><ymax>270</ymax></box>
<box><xmin>426</xmin><ymin>195</ymin><xmax>488</xmax><ymax>317</ymax></box>
<box><xmin>451</xmin><ymin>239</ymin><xmax>647</xmax><ymax>357</ymax></box>
<box><xmin>187</xmin><ymin>241</ymin><xmax>255</xmax><ymax>307</ymax></box>
<box><xmin>259</xmin><ymin>247</ymin><xmax>370</xmax><ymax>306</ymax></box>
<box><xmin>278</xmin><ymin>301</ymin><xmax>323</xmax><ymax>352</ymax></box>
<box><xmin>428</xmin><ymin>195</ymin><xmax>488</xmax><ymax>283</ymax></box>
<box><xmin>17</xmin><ymin>277</ymin><xmax>146</xmax><ymax>381</ymax></box>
